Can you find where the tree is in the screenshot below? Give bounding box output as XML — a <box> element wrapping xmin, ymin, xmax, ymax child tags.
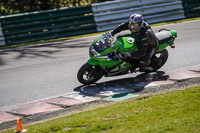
<box><xmin>0</xmin><ymin>0</ymin><xmax>112</xmax><ymax>16</ymax></box>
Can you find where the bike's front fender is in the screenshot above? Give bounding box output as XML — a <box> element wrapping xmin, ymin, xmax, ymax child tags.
<box><xmin>88</xmin><ymin>59</ymin><xmax>99</xmax><ymax>66</ymax></box>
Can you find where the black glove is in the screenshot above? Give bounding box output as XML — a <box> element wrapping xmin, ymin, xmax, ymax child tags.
<box><xmin>109</xmin><ymin>30</ymin><xmax>115</xmax><ymax>37</ymax></box>
<box><xmin>118</xmin><ymin>52</ymin><xmax>131</xmax><ymax>60</ymax></box>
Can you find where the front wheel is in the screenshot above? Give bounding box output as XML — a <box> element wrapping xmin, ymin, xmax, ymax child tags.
<box><xmin>145</xmin><ymin>49</ymin><xmax>168</xmax><ymax>73</ymax></box>
<box><xmin>77</xmin><ymin>63</ymin><xmax>103</xmax><ymax>85</ymax></box>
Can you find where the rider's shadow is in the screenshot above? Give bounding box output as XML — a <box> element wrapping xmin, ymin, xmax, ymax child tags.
<box><xmin>74</xmin><ymin>71</ymin><xmax>170</xmax><ymax>97</ymax></box>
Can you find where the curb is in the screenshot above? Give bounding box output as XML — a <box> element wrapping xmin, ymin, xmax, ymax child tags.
<box><xmin>0</xmin><ymin>66</ymin><xmax>200</xmax><ymax>130</ymax></box>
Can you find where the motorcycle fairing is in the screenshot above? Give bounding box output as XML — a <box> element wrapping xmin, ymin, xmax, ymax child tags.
<box><xmin>115</xmin><ymin>37</ymin><xmax>138</xmax><ymax>53</ymax></box>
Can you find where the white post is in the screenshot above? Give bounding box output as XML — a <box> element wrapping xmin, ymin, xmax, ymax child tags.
<box><xmin>0</xmin><ymin>23</ymin><xmax>6</xmax><ymax>46</ymax></box>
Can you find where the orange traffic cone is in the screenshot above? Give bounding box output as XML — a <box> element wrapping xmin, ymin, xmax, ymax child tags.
<box><xmin>15</xmin><ymin>118</ymin><xmax>27</xmax><ymax>133</ymax></box>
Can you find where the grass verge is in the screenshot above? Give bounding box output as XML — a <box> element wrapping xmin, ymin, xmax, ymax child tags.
<box><xmin>1</xmin><ymin>86</ymin><xmax>200</xmax><ymax>133</ymax></box>
<box><xmin>0</xmin><ymin>17</ymin><xmax>200</xmax><ymax>50</ymax></box>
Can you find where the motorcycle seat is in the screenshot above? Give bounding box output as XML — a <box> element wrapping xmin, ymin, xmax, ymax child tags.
<box><xmin>155</xmin><ymin>31</ymin><xmax>172</xmax><ymax>44</ymax></box>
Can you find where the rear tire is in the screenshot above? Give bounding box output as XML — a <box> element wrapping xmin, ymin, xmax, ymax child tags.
<box><xmin>145</xmin><ymin>49</ymin><xmax>168</xmax><ymax>73</ymax></box>
<box><xmin>77</xmin><ymin>63</ymin><xmax>103</xmax><ymax>85</ymax></box>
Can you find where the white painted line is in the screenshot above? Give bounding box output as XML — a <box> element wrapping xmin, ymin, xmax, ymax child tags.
<box><xmin>153</xmin><ymin>19</ymin><xmax>200</xmax><ymax>28</ymax></box>
<box><xmin>64</xmin><ymin>93</ymin><xmax>101</xmax><ymax>102</ymax></box>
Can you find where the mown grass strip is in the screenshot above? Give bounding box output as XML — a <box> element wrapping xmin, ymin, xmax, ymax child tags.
<box><xmin>1</xmin><ymin>86</ymin><xmax>200</xmax><ymax>133</ymax></box>
<box><xmin>1</xmin><ymin>17</ymin><xmax>200</xmax><ymax>50</ymax></box>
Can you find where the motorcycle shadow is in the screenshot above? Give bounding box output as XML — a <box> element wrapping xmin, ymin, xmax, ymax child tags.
<box><xmin>74</xmin><ymin>71</ymin><xmax>170</xmax><ymax>97</ymax></box>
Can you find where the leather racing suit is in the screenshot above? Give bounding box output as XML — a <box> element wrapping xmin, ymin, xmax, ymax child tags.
<box><xmin>110</xmin><ymin>21</ymin><xmax>159</xmax><ymax>70</ymax></box>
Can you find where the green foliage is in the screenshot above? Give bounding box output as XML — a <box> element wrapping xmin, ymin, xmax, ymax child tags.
<box><xmin>0</xmin><ymin>0</ymin><xmax>109</xmax><ymax>16</ymax></box>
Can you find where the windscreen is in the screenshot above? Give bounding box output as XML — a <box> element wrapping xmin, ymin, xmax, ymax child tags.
<box><xmin>93</xmin><ymin>34</ymin><xmax>113</xmax><ymax>53</ymax></box>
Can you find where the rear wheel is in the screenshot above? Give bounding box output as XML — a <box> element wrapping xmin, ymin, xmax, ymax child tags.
<box><xmin>77</xmin><ymin>63</ymin><xmax>103</xmax><ymax>85</ymax></box>
<box><xmin>145</xmin><ymin>49</ymin><xmax>168</xmax><ymax>73</ymax></box>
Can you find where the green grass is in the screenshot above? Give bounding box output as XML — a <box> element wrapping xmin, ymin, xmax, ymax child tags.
<box><xmin>1</xmin><ymin>17</ymin><xmax>200</xmax><ymax>50</ymax></box>
<box><xmin>1</xmin><ymin>86</ymin><xmax>200</xmax><ymax>133</ymax></box>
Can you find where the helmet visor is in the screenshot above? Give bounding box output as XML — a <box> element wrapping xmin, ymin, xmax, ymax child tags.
<box><xmin>129</xmin><ymin>17</ymin><xmax>144</xmax><ymax>32</ymax></box>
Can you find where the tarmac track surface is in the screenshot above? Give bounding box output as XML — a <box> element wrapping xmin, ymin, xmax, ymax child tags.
<box><xmin>0</xmin><ymin>20</ymin><xmax>200</xmax><ymax>110</ymax></box>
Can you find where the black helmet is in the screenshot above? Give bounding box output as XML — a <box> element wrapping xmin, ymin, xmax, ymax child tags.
<box><xmin>128</xmin><ymin>14</ymin><xmax>144</xmax><ymax>32</ymax></box>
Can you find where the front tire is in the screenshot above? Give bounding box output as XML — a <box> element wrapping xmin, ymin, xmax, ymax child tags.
<box><xmin>145</xmin><ymin>49</ymin><xmax>168</xmax><ymax>73</ymax></box>
<box><xmin>77</xmin><ymin>63</ymin><xmax>103</xmax><ymax>85</ymax></box>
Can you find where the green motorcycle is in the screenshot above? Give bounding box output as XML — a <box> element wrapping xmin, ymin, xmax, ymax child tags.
<box><xmin>77</xmin><ymin>29</ymin><xmax>177</xmax><ymax>85</ymax></box>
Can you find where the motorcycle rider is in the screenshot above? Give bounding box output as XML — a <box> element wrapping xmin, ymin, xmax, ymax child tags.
<box><xmin>110</xmin><ymin>13</ymin><xmax>159</xmax><ymax>72</ymax></box>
